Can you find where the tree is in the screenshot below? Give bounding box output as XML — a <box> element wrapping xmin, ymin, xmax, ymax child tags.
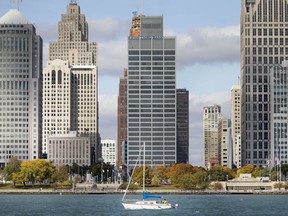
<box><xmin>166</xmin><ymin>163</ymin><xmax>194</xmax><ymax>184</ymax></box>
<box><xmin>133</xmin><ymin>166</ymin><xmax>151</xmax><ymax>186</ymax></box>
<box><xmin>52</xmin><ymin>165</ymin><xmax>69</xmax><ymax>183</ymax></box>
<box><xmin>208</xmin><ymin>167</ymin><xmax>230</xmax><ymax>181</ymax></box>
<box><xmin>13</xmin><ymin>159</ymin><xmax>55</xmax><ymax>186</ymax></box>
<box><xmin>177</xmin><ymin>171</ymin><xmax>208</xmax><ymax>190</ymax></box>
<box><xmin>237</xmin><ymin>164</ymin><xmax>255</xmax><ymax>177</ymax></box>
<box><xmin>252</xmin><ymin>167</ymin><xmax>270</xmax><ymax>177</ymax></box>
<box><xmin>4</xmin><ymin>157</ymin><xmax>21</xmax><ymax>185</ymax></box>
<box><xmin>274</xmin><ymin>182</ymin><xmax>284</xmax><ymax>190</ymax></box>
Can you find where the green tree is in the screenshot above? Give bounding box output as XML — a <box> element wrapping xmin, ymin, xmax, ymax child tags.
<box><xmin>208</xmin><ymin>167</ymin><xmax>230</xmax><ymax>181</ymax></box>
<box><xmin>52</xmin><ymin>165</ymin><xmax>69</xmax><ymax>183</ymax></box>
<box><xmin>252</xmin><ymin>167</ymin><xmax>270</xmax><ymax>177</ymax></box>
<box><xmin>177</xmin><ymin>171</ymin><xmax>208</xmax><ymax>190</ymax></box>
<box><xmin>274</xmin><ymin>182</ymin><xmax>284</xmax><ymax>190</ymax></box>
<box><xmin>4</xmin><ymin>157</ymin><xmax>21</xmax><ymax>185</ymax></box>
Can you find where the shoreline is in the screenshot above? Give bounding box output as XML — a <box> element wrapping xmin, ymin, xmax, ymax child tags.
<box><xmin>0</xmin><ymin>189</ymin><xmax>288</xmax><ymax>195</ymax></box>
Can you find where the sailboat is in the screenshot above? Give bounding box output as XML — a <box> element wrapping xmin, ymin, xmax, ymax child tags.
<box><xmin>121</xmin><ymin>143</ymin><xmax>177</xmax><ymax>210</ymax></box>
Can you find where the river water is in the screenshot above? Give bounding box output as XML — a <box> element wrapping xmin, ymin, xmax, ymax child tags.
<box><xmin>0</xmin><ymin>194</ymin><xmax>287</xmax><ymax>216</ymax></box>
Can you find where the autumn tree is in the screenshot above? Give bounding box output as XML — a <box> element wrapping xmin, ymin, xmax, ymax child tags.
<box><xmin>133</xmin><ymin>166</ymin><xmax>151</xmax><ymax>186</ymax></box>
<box><xmin>4</xmin><ymin>157</ymin><xmax>21</xmax><ymax>185</ymax></box>
<box><xmin>177</xmin><ymin>171</ymin><xmax>208</xmax><ymax>190</ymax></box>
<box><xmin>166</xmin><ymin>163</ymin><xmax>194</xmax><ymax>184</ymax></box>
<box><xmin>236</xmin><ymin>164</ymin><xmax>255</xmax><ymax>177</ymax></box>
<box><xmin>13</xmin><ymin>159</ymin><xmax>55</xmax><ymax>186</ymax></box>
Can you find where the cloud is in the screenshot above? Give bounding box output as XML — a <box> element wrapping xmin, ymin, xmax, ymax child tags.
<box><xmin>174</xmin><ymin>25</ymin><xmax>240</xmax><ymax>70</ymax></box>
<box><xmin>38</xmin><ymin>16</ymin><xmax>240</xmax><ymax>77</ymax></box>
<box><xmin>98</xmin><ymin>94</ymin><xmax>118</xmax><ymax>140</ymax></box>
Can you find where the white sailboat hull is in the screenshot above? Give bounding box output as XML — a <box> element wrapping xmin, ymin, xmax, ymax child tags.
<box><xmin>122</xmin><ymin>200</ymin><xmax>173</xmax><ymax>210</ymax></box>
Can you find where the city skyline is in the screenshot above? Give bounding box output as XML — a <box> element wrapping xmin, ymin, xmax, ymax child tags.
<box><xmin>0</xmin><ymin>0</ymin><xmax>241</xmax><ymax>166</ymax></box>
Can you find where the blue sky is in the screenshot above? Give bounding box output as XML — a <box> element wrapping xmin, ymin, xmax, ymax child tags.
<box><xmin>0</xmin><ymin>0</ymin><xmax>242</xmax><ymax>166</ymax></box>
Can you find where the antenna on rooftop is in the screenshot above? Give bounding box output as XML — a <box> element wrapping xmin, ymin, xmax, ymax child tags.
<box><xmin>141</xmin><ymin>0</ymin><xmax>144</xmax><ymax>15</ymax></box>
<box><xmin>10</xmin><ymin>0</ymin><xmax>22</xmax><ymax>10</ymax></box>
<box><xmin>132</xmin><ymin>11</ymin><xmax>138</xmax><ymax>17</ymax></box>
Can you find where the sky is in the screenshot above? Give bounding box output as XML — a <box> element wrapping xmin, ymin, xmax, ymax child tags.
<box><xmin>0</xmin><ymin>0</ymin><xmax>242</xmax><ymax>166</ymax></box>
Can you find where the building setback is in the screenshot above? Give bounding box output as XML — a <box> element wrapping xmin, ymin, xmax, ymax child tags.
<box><xmin>0</xmin><ymin>9</ymin><xmax>43</xmax><ymax>167</ymax></box>
<box><xmin>43</xmin><ymin>1</ymin><xmax>98</xmax><ymax>165</ymax></box>
<box><xmin>203</xmin><ymin>105</ymin><xmax>221</xmax><ymax>169</ymax></box>
<box><xmin>176</xmin><ymin>89</ymin><xmax>189</xmax><ymax>163</ymax></box>
<box><xmin>127</xmin><ymin>14</ymin><xmax>176</xmax><ymax>168</ymax></box>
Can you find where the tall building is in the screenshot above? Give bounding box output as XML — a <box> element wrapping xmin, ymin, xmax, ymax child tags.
<box><xmin>43</xmin><ymin>1</ymin><xmax>98</xmax><ymax>165</ymax></box>
<box><xmin>117</xmin><ymin>69</ymin><xmax>128</xmax><ymax>169</ymax></box>
<box><xmin>127</xmin><ymin>15</ymin><xmax>176</xmax><ymax>168</ymax></box>
<box><xmin>270</xmin><ymin>61</ymin><xmax>288</xmax><ymax>166</ymax></box>
<box><xmin>0</xmin><ymin>9</ymin><xmax>43</xmax><ymax>167</ymax></box>
<box><xmin>231</xmin><ymin>85</ymin><xmax>241</xmax><ymax>168</ymax></box>
<box><xmin>203</xmin><ymin>105</ymin><xmax>221</xmax><ymax>169</ymax></box>
<box><xmin>218</xmin><ymin>119</ymin><xmax>232</xmax><ymax>168</ymax></box>
<box><xmin>176</xmin><ymin>89</ymin><xmax>189</xmax><ymax>163</ymax></box>
<box><xmin>240</xmin><ymin>0</ymin><xmax>288</xmax><ymax>166</ymax></box>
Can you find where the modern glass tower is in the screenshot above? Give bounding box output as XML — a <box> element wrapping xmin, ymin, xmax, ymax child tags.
<box><xmin>127</xmin><ymin>15</ymin><xmax>176</xmax><ymax>168</ymax></box>
<box><xmin>241</xmin><ymin>0</ymin><xmax>288</xmax><ymax>167</ymax></box>
<box><xmin>0</xmin><ymin>9</ymin><xmax>43</xmax><ymax>166</ymax></box>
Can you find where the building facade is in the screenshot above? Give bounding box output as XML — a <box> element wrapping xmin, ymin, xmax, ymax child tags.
<box><xmin>270</xmin><ymin>61</ymin><xmax>288</xmax><ymax>166</ymax></box>
<box><xmin>176</xmin><ymin>89</ymin><xmax>189</xmax><ymax>163</ymax></box>
<box><xmin>240</xmin><ymin>0</ymin><xmax>288</xmax><ymax>166</ymax></box>
<box><xmin>231</xmin><ymin>85</ymin><xmax>241</xmax><ymax>168</ymax></box>
<box><xmin>0</xmin><ymin>9</ymin><xmax>42</xmax><ymax>167</ymax></box>
<box><xmin>117</xmin><ymin>69</ymin><xmax>128</xmax><ymax>169</ymax></box>
<box><xmin>43</xmin><ymin>1</ymin><xmax>98</xmax><ymax>165</ymax></box>
<box><xmin>48</xmin><ymin>131</ymin><xmax>91</xmax><ymax>166</ymax></box>
<box><xmin>203</xmin><ymin>105</ymin><xmax>221</xmax><ymax>169</ymax></box>
<box><xmin>127</xmin><ymin>15</ymin><xmax>176</xmax><ymax>168</ymax></box>
<box><xmin>101</xmin><ymin>139</ymin><xmax>117</xmax><ymax>166</ymax></box>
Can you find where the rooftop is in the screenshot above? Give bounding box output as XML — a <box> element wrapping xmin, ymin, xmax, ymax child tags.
<box><xmin>0</xmin><ymin>9</ymin><xmax>30</xmax><ymax>25</ymax></box>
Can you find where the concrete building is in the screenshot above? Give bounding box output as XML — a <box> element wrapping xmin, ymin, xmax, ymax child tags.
<box><xmin>101</xmin><ymin>139</ymin><xmax>117</xmax><ymax>166</ymax></box>
<box><xmin>241</xmin><ymin>0</ymin><xmax>288</xmax><ymax>167</ymax></box>
<box><xmin>218</xmin><ymin>119</ymin><xmax>232</xmax><ymax>168</ymax></box>
<box><xmin>48</xmin><ymin>131</ymin><xmax>90</xmax><ymax>166</ymax></box>
<box><xmin>203</xmin><ymin>105</ymin><xmax>221</xmax><ymax>169</ymax></box>
<box><xmin>127</xmin><ymin>15</ymin><xmax>176</xmax><ymax>168</ymax></box>
<box><xmin>43</xmin><ymin>1</ymin><xmax>98</xmax><ymax>165</ymax></box>
<box><xmin>231</xmin><ymin>85</ymin><xmax>241</xmax><ymax>168</ymax></box>
<box><xmin>0</xmin><ymin>9</ymin><xmax>43</xmax><ymax>167</ymax></box>
<box><xmin>117</xmin><ymin>69</ymin><xmax>128</xmax><ymax>169</ymax></box>
<box><xmin>270</xmin><ymin>61</ymin><xmax>288</xmax><ymax>167</ymax></box>
<box><xmin>176</xmin><ymin>89</ymin><xmax>189</xmax><ymax>163</ymax></box>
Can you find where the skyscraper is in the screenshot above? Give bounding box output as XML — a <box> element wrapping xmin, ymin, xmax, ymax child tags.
<box><xmin>0</xmin><ymin>9</ymin><xmax>43</xmax><ymax>167</ymax></box>
<box><xmin>270</xmin><ymin>61</ymin><xmax>288</xmax><ymax>166</ymax></box>
<box><xmin>240</xmin><ymin>0</ymin><xmax>288</xmax><ymax>166</ymax></box>
<box><xmin>43</xmin><ymin>1</ymin><xmax>98</xmax><ymax>165</ymax></box>
<box><xmin>117</xmin><ymin>69</ymin><xmax>128</xmax><ymax>169</ymax></box>
<box><xmin>231</xmin><ymin>85</ymin><xmax>241</xmax><ymax>168</ymax></box>
<box><xmin>203</xmin><ymin>105</ymin><xmax>221</xmax><ymax>169</ymax></box>
<box><xmin>127</xmin><ymin>14</ymin><xmax>176</xmax><ymax>168</ymax></box>
<box><xmin>176</xmin><ymin>89</ymin><xmax>189</xmax><ymax>163</ymax></box>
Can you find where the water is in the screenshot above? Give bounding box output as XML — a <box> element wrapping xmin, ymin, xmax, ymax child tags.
<box><xmin>0</xmin><ymin>194</ymin><xmax>287</xmax><ymax>216</ymax></box>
